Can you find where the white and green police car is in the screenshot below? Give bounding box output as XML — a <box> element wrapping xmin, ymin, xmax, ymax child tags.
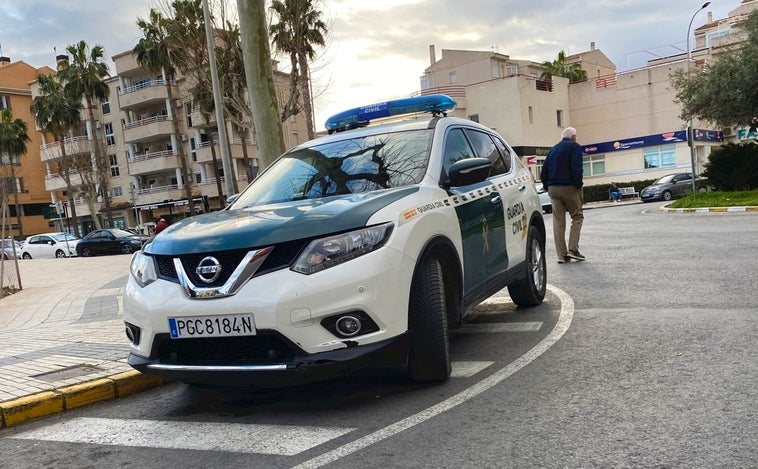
<box><xmin>124</xmin><ymin>95</ymin><xmax>546</xmax><ymax>386</ymax></box>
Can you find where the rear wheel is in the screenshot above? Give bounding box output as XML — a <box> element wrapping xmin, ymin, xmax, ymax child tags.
<box><xmin>508</xmin><ymin>225</ymin><xmax>546</xmax><ymax>307</ymax></box>
<box><xmin>407</xmin><ymin>257</ymin><xmax>451</xmax><ymax>382</ymax></box>
<box><xmin>55</xmin><ymin>250</ymin><xmax>66</xmax><ymax>258</ymax></box>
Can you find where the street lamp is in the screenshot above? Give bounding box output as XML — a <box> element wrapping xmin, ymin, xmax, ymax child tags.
<box><xmin>687</xmin><ymin>1</ymin><xmax>710</xmax><ymax>198</ymax></box>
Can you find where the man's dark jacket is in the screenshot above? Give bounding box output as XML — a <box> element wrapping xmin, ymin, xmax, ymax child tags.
<box><xmin>540</xmin><ymin>138</ymin><xmax>584</xmax><ymax>189</ymax></box>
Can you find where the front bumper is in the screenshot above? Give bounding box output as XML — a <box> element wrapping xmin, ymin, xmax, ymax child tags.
<box><xmin>128</xmin><ymin>332</ymin><xmax>410</xmax><ymax>387</ymax></box>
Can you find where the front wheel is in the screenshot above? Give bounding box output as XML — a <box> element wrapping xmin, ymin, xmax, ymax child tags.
<box><xmin>122</xmin><ymin>245</ymin><xmax>134</xmax><ymax>254</ymax></box>
<box><xmin>55</xmin><ymin>250</ymin><xmax>66</xmax><ymax>258</ymax></box>
<box><xmin>22</xmin><ymin>252</ymin><xmax>32</xmax><ymax>260</ymax></box>
<box><xmin>407</xmin><ymin>257</ymin><xmax>451</xmax><ymax>382</ymax></box>
<box><xmin>662</xmin><ymin>190</ymin><xmax>673</xmax><ymax>201</ymax></box>
<box><xmin>508</xmin><ymin>225</ymin><xmax>546</xmax><ymax>307</ymax></box>
<box><xmin>80</xmin><ymin>247</ymin><xmax>92</xmax><ymax>257</ymax></box>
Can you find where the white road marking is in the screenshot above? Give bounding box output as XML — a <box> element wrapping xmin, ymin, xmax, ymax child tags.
<box><xmin>459</xmin><ymin>322</ymin><xmax>543</xmax><ymax>333</ymax></box>
<box><xmin>293</xmin><ymin>284</ymin><xmax>573</xmax><ymax>469</ymax></box>
<box><xmin>9</xmin><ymin>417</ymin><xmax>355</xmax><ymax>456</ymax></box>
<box><xmin>450</xmin><ymin>361</ymin><xmax>494</xmax><ymax>378</ymax></box>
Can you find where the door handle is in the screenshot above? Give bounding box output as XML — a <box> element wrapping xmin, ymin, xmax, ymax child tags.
<box><xmin>490</xmin><ymin>195</ymin><xmax>502</xmax><ymax>206</ymax></box>
<box><xmin>518</xmin><ymin>184</ymin><xmax>527</xmax><ymax>192</ymax></box>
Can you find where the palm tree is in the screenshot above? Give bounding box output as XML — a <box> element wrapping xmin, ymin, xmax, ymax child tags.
<box><xmin>540</xmin><ymin>50</ymin><xmax>588</xmax><ymax>83</ymax></box>
<box><xmin>58</xmin><ymin>40</ymin><xmax>113</xmax><ymax>229</ymax></box>
<box><xmin>30</xmin><ymin>74</ymin><xmax>85</xmax><ymax>237</ymax></box>
<box><xmin>270</xmin><ymin>0</ymin><xmax>327</xmax><ymax>140</ymax></box>
<box><xmin>135</xmin><ymin>9</ymin><xmax>196</xmax><ymax>216</ymax></box>
<box><xmin>0</xmin><ymin>109</ymin><xmax>31</xmax><ymax>237</ymax></box>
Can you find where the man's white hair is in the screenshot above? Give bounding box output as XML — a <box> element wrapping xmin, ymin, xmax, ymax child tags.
<box><xmin>561</xmin><ymin>127</ymin><xmax>577</xmax><ymax>139</ymax></box>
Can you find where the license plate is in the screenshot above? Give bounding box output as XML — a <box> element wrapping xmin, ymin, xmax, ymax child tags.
<box><xmin>168</xmin><ymin>314</ymin><xmax>256</xmax><ymax>339</ymax></box>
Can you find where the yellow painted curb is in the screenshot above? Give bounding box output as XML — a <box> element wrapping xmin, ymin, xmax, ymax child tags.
<box><xmin>59</xmin><ymin>379</ymin><xmax>116</xmax><ymax>411</ymax></box>
<box><xmin>0</xmin><ymin>391</ymin><xmax>64</xmax><ymax>428</ymax></box>
<box><xmin>111</xmin><ymin>370</ymin><xmax>168</xmax><ymax>397</ymax></box>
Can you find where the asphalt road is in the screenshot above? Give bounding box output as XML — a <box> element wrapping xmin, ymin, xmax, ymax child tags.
<box><xmin>1</xmin><ymin>201</ymin><xmax>756</xmax><ymax>468</ymax></box>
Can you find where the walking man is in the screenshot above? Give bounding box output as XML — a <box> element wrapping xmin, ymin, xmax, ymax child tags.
<box><xmin>540</xmin><ymin>127</ymin><xmax>585</xmax><ymax>263</ymax></box>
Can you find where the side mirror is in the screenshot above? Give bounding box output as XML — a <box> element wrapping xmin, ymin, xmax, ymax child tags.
<box><xmin>447</xmin><ymin>157</ymin><xmax>492</xmax><ymax>187</ymax></box>
<box><xmin>48</xmin><ymin>240</ymin><xmax>55</xmax><ymax>245</ymax></box>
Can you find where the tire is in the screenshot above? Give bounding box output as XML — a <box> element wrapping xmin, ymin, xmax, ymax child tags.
<box><xmin>662</xmin><ymin>190</ymin><xmax>673</xmax><ymax>201</ymax></box>
<box><xmin>122</xmin><ymin>245</ymin><xmax>134</xmax><ymax>254</ymax></box>
<box><xmin>508</xmin><ymin>225</ymin><xmax>547</xmax><ymax>307</ymax></box>
<box><xmin>407</xmin><ymin>257</ymin><xmax>451</xmax><ymax>382</ymax></box>
<box><xmin>81</xmin><ymin>247</ymin><xmax>92</xmax><ymax>257</ymax></box>
<box><xmin>22</xmin><ymin>252</ymin><xmax>31</xmax><ymax>260</ymax></box>
<box><xmin>55</xmin><ymin>250</ymin><xmax>67</xmax><ymax>258</ymax></box>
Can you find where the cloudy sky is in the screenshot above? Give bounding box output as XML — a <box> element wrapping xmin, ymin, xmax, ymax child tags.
<box><xmin>0</xmin><ymin>0</ymin><xmax>739</xmax><ymax>130</ymax></box>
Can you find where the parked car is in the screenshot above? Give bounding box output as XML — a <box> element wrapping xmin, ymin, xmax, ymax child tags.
<box><xmin>20</xmin><ymin>233</ymin><xmax>79</xmax><ymax>259</ymax></box>
<box><xmin>2</xmin><ymin>239</ymin><xmax>22</xmax><ymax>260</ymax></box>
<box><xmin>123</xmin><ymin>94</ymin><xmax>547</xmax><ymax>388</ymax></box>
<box><xmin>640</xmin><ymin>172</ymin><xmax>694</xmax><ymax>202</ymax></box>
<box><xmin>76</xmin><ymin>228</ymin><xmax>148</xmax><ymax>257</ymax></box>
<box><xmin>535</xmin><ymin>183</ymin><xmax>552</xmax><ymax>213</ymax></box>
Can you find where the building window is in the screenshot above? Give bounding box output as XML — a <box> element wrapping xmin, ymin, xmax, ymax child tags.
<box><xmin>449</xmin><ymin>72</ymin><xmax>457</xmax><ymax>85</ymax></box>
<box><xmin>556</xmin><ymin>110</ymin><xmax>563</xmax><ymax>127</ymax></box>
<box><xmin>643</xmin><ymin>145</ymin><xmax>676</xmax><ymax>169</ymax></box>
<box><xmin>1</xmin><ymin>153</ymin><xmax>20</xmax><ymax>166</ymax></box>
<box><xmin>506</xmin><ymin>64</ymin><xmax>518</xmax><ymax>76</ymax></box>
<box><xmin>112</xmin><ymin>186</ymin><xmax>123</xmax><ymax>197</ymax></box>
<box><xmin>109</xmin><ymin>154</ymin><xmax>120</xmax><ymax>176</ymax></box>
<box><xmin>420</xmin><ymin>75</ymin><xmax>430</xmax><ymax>90</ymax></box>
<box><xmin>101</xmin><ymin>100</ymin><xmax>110</xmax><ymax>114</ymax></box>
<box><xmin>583</xmin><ymin>155</ymin><xmax>606</xmax><ymax>176</ymax></box>
<box><xmin>195</xmin><ymin>173</ymin><xmax>202</xmax><ymax>184</ymax></box>
<box><xmin>0</xmin><ymin>95</ymin><xmax>10</xmax><ymax>110</ymax></box>
<box><xmin>292</xmin><ymin>132</ymin><xmax>298</xmax><ymax>146</ymax></box>
<box><xmin>528</xmin><ymin>106</ymin><xmax>534</xmax><ymax>124</ymax></box>
<box><xmin>104</xmin><ymin>123</ymin><xmax>115</xmax><ymax>146</ymax></box>
<box><xmin>1</xmin><ymin>177</ymin><xmax>24</xmax><ymax>193</ymax></box>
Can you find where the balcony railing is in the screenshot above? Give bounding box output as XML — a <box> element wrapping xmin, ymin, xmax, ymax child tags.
<box><xmin>39</xmin><ymin>136</ymin><xmax>95</xmax><ymax>161</ymax></box>
<box><xmin>119</xmin><ymin>79</ymin><xmax>169</xmax><ymax>95</ymax></box>
<box><xmin>129</xmin><ymin>149</ymin><xmax>175</xmax><ymax>163</ymax></box>
<box><xmin>124</xmin><ymin>114</ymin><xmax>170</xmax><ymax>130</ymax></box>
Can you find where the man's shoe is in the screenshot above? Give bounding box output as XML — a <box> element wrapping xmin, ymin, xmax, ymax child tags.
<box><xmin>567</xmin><ymin>250</ymin><xmax>585</xmax><ymax>261</ymax></box>
<box><xmin>557</xmin><ymin>256</ymin><xmax>571</xmax><ymax>264</ymax></box>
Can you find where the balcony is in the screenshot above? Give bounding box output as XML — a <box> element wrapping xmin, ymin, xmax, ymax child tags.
<box><xmin>194</xmin><ymin>139</ymin><xmax>258</xmax><ymax>164</ymax></box>
<box><xmin>40</xmin><ymin>136</ymin><xmax>95</xmax><ymax>162</ymax></box>
<box><xmin>128</xmin><ymin>150</ymin><xmax>180</xmax><ymax>175</ymax></box>
<box><xmin>118</xmin><ymin>80</ymin><xmax>173</xmax><ymax>110</ymax></box>
<box><xmin>123</xmin><ymin>115</ymin><xmax>175</xmax><ymax>144</ymax></box>
<box><xmin>44</xmin><ymin>171</ymin><xmax>83</xmax><ymax>192</ymax></box>
<box><xmin>197</xmin><ymin>177</ymin><xmax>251</xmax><ymax>200</ymax></box>
<box><xmin>133</xmin><ymin>184</ymin><xmax>188</xmax><ymax>206</ymax></box>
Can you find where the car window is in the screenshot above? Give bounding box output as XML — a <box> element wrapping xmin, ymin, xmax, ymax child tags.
<box><xmin>231</xmin><ymin>129</ymin><xmax>431</xmax><ymax>207</ymax></box>
<box><xmin>464</xmin><ymin>129</ymin><xmax>508</xmax><ymax>177</ymax></box>
<box><xmin>442</xmin><ymin>128</ymin><xmax>475</xmax><ymax>177</ymax></box>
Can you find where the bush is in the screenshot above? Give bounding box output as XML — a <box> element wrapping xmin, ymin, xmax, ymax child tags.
<box><xmin>702</xmin><ymin>142</ymin><xmax>758</xmax><ymax>191</ymax></box>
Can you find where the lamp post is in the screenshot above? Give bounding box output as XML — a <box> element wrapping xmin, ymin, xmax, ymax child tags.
<box><xmin>687</xmin><ymin>1</ymin><xmax>710</xmax><ymax>198</ymax></box>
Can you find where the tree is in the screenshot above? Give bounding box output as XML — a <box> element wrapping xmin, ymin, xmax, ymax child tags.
<box><xmin>0</xmin><ymin>109</ymin><xmax>31</xmax><ymax>237</ymax></box>
<box><xmin>238</xmin><ymin>0</ymin><xmax>286</xmax><ymax>168</ymax></box>
<box><xmin>540</xmin><ymin>50</ymin><xmax>588</xmax><ymax>83</ymax></box>
<box><xmin>30</xmin><ymin>74</ymin><xmax>85</xmax><ymax>237</ymax></box>
<box><xmin>135</xmin><ymin>8</ymin><xmax>196</xmax><ymax>216</ymax></box>
<box><xmin>671</xmin><ymin>9</ymin><xmax>758</xmax><ymax>130</ymax></box>
<box><xmin>270</xmin><ymin>0</ymin><xmax>327</xmax><ymax>140</ymax></box>
<box><xmin>58</xmin><ymin>40</ymin><xmax>113</xmax><ymax>229</ymax></box>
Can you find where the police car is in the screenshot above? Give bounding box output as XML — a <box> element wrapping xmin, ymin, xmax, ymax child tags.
<box><xmin>124</xmin><ymin>95</ymin><xmax>546</xmax><ymax>386</ymax></box>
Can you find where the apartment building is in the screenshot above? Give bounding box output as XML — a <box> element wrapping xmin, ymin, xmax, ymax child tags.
<box><xmin>418</xmin><ymin>0</ymin><xmax>757</xmax><ymax>186</ymax></box>
<box><xmin>0</xmin><ymin>58</ymin><xmax>59</xmax><ymax>239</ymax></box>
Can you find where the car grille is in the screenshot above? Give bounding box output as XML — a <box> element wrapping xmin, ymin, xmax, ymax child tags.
<box><xmin>154</xmin><ymin>239</ymin><xmax>311</xmax><ymax>286</ymax></box>
<box><xmin>154</xmin><ymin>333</ymin><xmax>299</xmax><ymax>365</ymax></box>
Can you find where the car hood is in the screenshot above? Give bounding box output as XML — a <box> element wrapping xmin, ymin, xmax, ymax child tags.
<box><xmin>145</xmin><ymin>187</ymin><xmax>418</xmax><ymax>255</ymax></box>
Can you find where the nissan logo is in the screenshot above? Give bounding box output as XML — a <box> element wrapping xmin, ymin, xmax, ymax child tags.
<box><xmin>195</xmin><ymin>256</ymin><xmax>222</xmax><ymax>283</ymax></box>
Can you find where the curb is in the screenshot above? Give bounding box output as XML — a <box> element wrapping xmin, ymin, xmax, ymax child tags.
<box><xmin>0</xmin><ymin>371</ymin><xmax>169</xmax><ymax>429</ymax></box>
<box><xmin>661</xmin><ymin>205</ymin><xmax>758</xmax><ymax>213</ymax></box>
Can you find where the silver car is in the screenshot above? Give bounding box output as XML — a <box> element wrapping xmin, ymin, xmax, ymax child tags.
<box><xmin>535</xmin><ymin>183</ymin><xmax>552</xmax><ymax>213</ymax></box>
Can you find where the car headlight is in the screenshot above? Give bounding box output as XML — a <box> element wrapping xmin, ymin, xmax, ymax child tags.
<box><xmin>291</xmin><ymin>222</ymin><xmax>394</xmax><ymax>275</ymax></box>
<box><xmin>130</xmin><ymin>251</ymin><xmax>158</xmax><ymax>287</ymax></box>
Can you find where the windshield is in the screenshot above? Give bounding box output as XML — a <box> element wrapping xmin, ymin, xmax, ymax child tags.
<box><xmin>653</xmin><ymin>175</ymin><xmax>675</xmax><ymax>184</ymax></box>
<box><xmin>230</xmin><ymin>129</ymin><xmax>431</xmax><ymax>208</ymax></box>
<box><xmin>111</xmin><ymin>229</ymin><xmax>138</xmax><ymax>238</ymax></box>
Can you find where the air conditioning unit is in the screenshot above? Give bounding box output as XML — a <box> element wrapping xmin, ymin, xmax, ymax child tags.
<box><xmin>722</xmin><ymin>128</ymin><xmax>732</xmax><ymax>136</ymax></box>
<box><xmin>181</xmin><ymin>133</ymin><xmax>188</xmax><ymax>142</ymax></box>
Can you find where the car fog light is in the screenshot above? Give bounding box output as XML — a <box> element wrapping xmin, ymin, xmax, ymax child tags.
<box><xmin>335</xmin><ymin>315</ymin><xmax>362</xmax><ymax>337</ymax></box>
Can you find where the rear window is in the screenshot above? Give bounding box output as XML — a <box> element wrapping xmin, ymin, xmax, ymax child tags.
<box><xmin>231</xmin><ymin>129</ymin><xmax>432</xmax><ymax>207</ymax></box>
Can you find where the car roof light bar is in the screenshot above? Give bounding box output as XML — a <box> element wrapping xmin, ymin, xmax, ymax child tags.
<box><xmin>325</xmin><ymin>94</ymin><xmax>457</xmax><ymax>134</ymax></box>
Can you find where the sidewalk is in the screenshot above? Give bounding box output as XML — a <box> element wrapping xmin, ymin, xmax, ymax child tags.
<box><xmin>0</xmin><ymin>256</ymin><xmax>166</xmax><ymax>429</ymax></box>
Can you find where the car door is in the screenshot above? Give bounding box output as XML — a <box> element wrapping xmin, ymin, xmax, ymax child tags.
<box><xmin>442</xmin><ymin>127</ymin><xmax>507</xmax><ymax>296</ymax></box>
<box><xmin>672</xmin><ymin>173</ymin><xmax>693</xmax><ymax>196</ymax></box>
<box><xmin>30</xmin><ymin>235</ymin><xmax>53</xmax><ymax>258</ymax></box>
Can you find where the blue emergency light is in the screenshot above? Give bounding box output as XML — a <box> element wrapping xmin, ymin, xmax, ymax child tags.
<box><xmin>325</xmin><ymin>94</ymin><xmax>457</xmax><ymax>133</ymax></box>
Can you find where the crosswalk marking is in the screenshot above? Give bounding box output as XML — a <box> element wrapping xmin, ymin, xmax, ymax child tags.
<box><xmin>459</xmin><ymin>322</ymin><xmax>543</xmax><ymax>333</ymax></box>
<box><xmin>9</xmin><ymin>417</ymin><xmax>356</xmax><ymax>456</ymax></box>
<box><xmin>451</xmin><ymin>361</ymin><xmax>494</xmax><ymax>378</ymax></box>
